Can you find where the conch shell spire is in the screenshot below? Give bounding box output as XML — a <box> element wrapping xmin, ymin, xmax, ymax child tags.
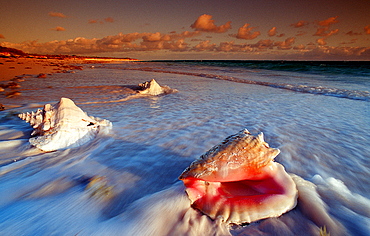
<box><xmin>179</xmin><ymin>129</ymin><xmax>280</xmax><ymax>182</ymax></box>
<box><xmin>137</xmin><ymin>79</ymin><xmax>178</xmax><ymax>95</ymax></box>
<box><xmin>138</xmin><ymin>79</ymin><xmax>164</xmax><ymax>96</ymax></box>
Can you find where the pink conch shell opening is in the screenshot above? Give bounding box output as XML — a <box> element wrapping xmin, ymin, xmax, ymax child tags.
<box><xmin>179</xmin><ymin>129</ymin><xmax>298</xmax><ymax>224</ymax></box>
<box><xmin>18</xmin><ymin>97</ymin><xmax>112</xmax><ymax>152</ymax></box>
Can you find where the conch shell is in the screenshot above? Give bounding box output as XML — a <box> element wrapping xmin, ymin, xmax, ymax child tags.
<box><xmin>18</xmin><ymin>97</ymin><xmax>112</xmax><ymax>152</ymax></box>
<box><xmin>137</xmin><ymin>79</ymin><xmax>177</xmax><ymax>95</ymax></box>
<box><xmin>179</xmin><ymin>129</ymin><xmax>298</xmax><ymax>224</ymax></box>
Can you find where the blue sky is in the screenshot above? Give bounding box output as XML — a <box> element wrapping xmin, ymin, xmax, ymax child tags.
<box><xmin>1</xmin><ymin>0</ymin><xmax>369</xmax><ymax>60</ymax></box>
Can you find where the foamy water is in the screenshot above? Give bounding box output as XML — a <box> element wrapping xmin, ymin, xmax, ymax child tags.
<box><xmin>0</xmin><ymin>61</ymin><xmax>369</xmax><ymax>235</ymax></box>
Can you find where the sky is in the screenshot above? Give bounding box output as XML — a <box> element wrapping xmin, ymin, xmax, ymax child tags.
<box><xmin>0</xmin><ymin>0</ymin><xmax>370</xmax><ymax>60</ymax></box>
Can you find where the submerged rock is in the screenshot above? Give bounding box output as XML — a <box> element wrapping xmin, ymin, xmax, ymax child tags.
<box><xmin>85</xmin><ymin>176</ymin><xmax>115</xmax><ymax>202</ymax></box>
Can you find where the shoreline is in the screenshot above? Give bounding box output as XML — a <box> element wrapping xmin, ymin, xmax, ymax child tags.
<box><xmin>0</xmin><ymin>57</ymin><xmax>139</xmax><ymax>82</ymax></box>
<box><xmin>0</xmin><ymin>56</ymin><xmax>138</xmax><ymax>107</ymax></box>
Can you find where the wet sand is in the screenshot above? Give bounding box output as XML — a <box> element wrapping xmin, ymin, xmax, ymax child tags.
<box><xmin>0</xmin><ymin>57</ymin><xmax>137</xmax><ymax>107</ymax></box>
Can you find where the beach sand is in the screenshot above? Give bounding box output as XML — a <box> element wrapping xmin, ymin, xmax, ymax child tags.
<box><xmin>0</xmin><ymin>57</ymin><xmax>83</xmax><ymax>82</ymax></box>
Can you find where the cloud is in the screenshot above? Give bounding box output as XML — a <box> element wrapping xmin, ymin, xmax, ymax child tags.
<box><xmin>293</xmin><ymin>44</ymin><xmax>306</xmax><ymax>50</ymax></box>
<box><xmin>0</xmin><ymin>30</ymin><xmax>201</xmax><ymax>54</ymax></box>
<box><xmin>340</xmin><ymin>39</ymin><xmax>357</xmax><ymax>45</ymax></box>
<box><xmin>48</xmin><ymin>11</ymin><xmax>67</xmax><ymax>18</ymax></box>
<box><xmin>274</xmin><ymin>37</ymin><xmax>296</xmax><ymax>50</ymax></box>
<box><xmin>317</xmin><ymin>16</ymin><xmax>339</xmax><ymax>27</ymax></box>
<box><xmin>314</xmin><ymin>28</ymin><xmax>339</xmax><ymax>37</ymax></box>
<box><xmin>212</xmin><ymin>41</ymin><xmax>253</xmax><ymax>53</ymax></box>
<box><xmin>250</xmin><ymin>39</ymin><xmax>274</xmax><ymax>50</ymax></box>
<box><xmin>88</xmin><ymin>19</ymin><xmax>99</xmax><ymax>24</ymax></box>
<box><xmin>296</xmin><ymin>31</ymin><xmax>307</xmax><ymax>36</ymax></box>
<box><xmin>345</xmin><ymin>31</ymin><xmax>362</xmax><ymax>36</ymax></box>
<box><xmin>104</xmin><ymin>17</ymin><xmax>114</xmax><ymax>23</ymax></box>
<box><xmin>267</xmin><ymin>27</ymin><xmax>285</xmax><ymax>38</ymax></box>
<box><xmin>193</xmin><ymin>40</ymin><xmax>216</xmax><ymax>51</ymax></box>
<box><xmin>96</xmin><ymin>32</ymin><xmax>142</xmax><ymax>45</ymax></box>
<box><xmin>190</xmin><ymin>14</ymin><xmax>231</xmax><ymax>33</ymax></box>
<box><xmin>290</xmin><ymin>20</ymin><xmax>309</xmax><ymax>28</ymax></box>
<box><xmin>316</xmin><ymin>38</ymin><xmax>327</xmax><ymax>46</ymax></box>
<box><xmin>2</xmin><ymin>27</ymin><xmax>369</xmax><ymax>60</ymax></box>
<box><xmin>232</xmin><ymin>23</ymin><xmax>260</xmax><ymax>40</ymax></box>
<box><xmin>365</xmin><ymin>25</ymin><xmax>370</xmax><ymax>34</ymax></box>
<box><xmin>302</xmin><ymin>45</ymin><xmax>370</xmax><ymax>60</ymax></box>
<box><xmin>137</xmin><ymin>39</ymin><xmax>189</xmax><ymax>52</ymax></box>
<box><xmin>142</xmin><ymin>32</ymin><xmax>163</xmax><ymax>42</ymax></box>
<box><xmin>51</xmin><ymin>26</ymin><xmax>66</xmax><ymax>31</ymax></box>
<box><xmin>268</xmin><ymin>27</ymin><xmax>277</xmax><ymax>37</ymax></box>
<box><xmin>88</xmin><ymin>17</ymin><xmax>115</xmax><ymax>24</ymax></box>
<box><xmin>0</xmin><ymin>34</ymin><xmax>4</xmax><ymax>39</ymax></box>
<box><xmin>193</xmin><ymin>37</ymin><xmax>298</xmax><ymax>53</ymax></box>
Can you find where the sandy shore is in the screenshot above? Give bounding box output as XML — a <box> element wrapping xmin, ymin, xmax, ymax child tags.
<box><xmin>0</xmin><ymin>57</ymin><xmax>137</xmax><ymax>107</ymax></box>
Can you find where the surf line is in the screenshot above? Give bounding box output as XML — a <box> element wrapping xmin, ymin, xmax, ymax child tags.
<box><xmin>121</xmin><ymin>67</ymin><xmax>370</xmax><ymax>101</ymax></box>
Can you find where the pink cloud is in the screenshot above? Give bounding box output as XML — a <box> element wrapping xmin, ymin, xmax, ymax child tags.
<box><xmin>48</xmin><ymin>11</ymin><xmax>67</xmax><ymax>18</ymax></box>
<box><xmin>302</xmin><ymin>46</ymin><xmax>370</xmax><ymax>60</ymax></box>
<box><xmin>171</xmin><ymin>31</ymin><xmax>201</xmax><ymax>40</ymax></box>
<box><xmin>51</xmin><ymin>26</ymin><xmax>66</xmax><ymax>31</ymax></box>
<box><xmin>212</xmin><ymin>41</ymin><xmax>254</xmax><ymax>53</ymax></box>
<box><xmin>104</xmin><ymin>17</ymin><xmax>114</xmax><ymax>23</ymax></box>
<box><xmin>274</xmin><ymin>37</ymin><xmax>296</xmax><ymax>50</ymax></box>
<box><xmin>340</xmin><ymin>39</ymin><xmax>358</xmax><ymax>45</ymax></box>
<box><xmin>267</xmin><ymin>27</ymin><xmax>285</xmax><ymax>38</ymax></box>
<box><xmin>345</xmin><ymin>31</ymin><xmax>362</xmax><ymax>36</ymax></box>
<box><xmin>290</xmin><ymin>20</ymin><xmax>309</xmax><ymax>28</ymax></box>
<box><xmin>232</xmin><ymin>23</ymin><xmax>260</xmax><ymax>40</ymax></box>
<box><xmin>293</xmin><ymin>44</ymin><xmax>306</xmax><ymax>50</ymax></box>
<box><xmin>318</xmin><ymin>16</ymin><xmax>339</xmax><ymax>27</ymax></box>
<box><xmin>268</xmin><ymin>27</ymin><xmax>277</xmax><ymax>37</ymax></box>
<box><xmin>193</xmin><ymin>40</ymin><xmax>216</xmax><ymax>51</ymax></box>
<box><xmin>296</xmin><ymin>31</ymin><xmax>307</xmax><ymax>36</ymax></box>
<box><xmin>251</xmin><ymin>39</ymin><xmax>274</xmax><ymax>50</ymax></box>
<box><xmin>96</xmin><ymin>32</ymin><xmax>142</xmax><ymax>45</ymax></box>
<box><xmin>0</xmin><ymin>34</ymin><xmax>4</xmax><ymax>39</ymax></box>
<box><xmin>2</xmin><ymin>26</ymin><xmax>369</xmax><ymax>60</ymax></box>
<box><xmin>142</xmin><ymin>32</ymin><xmax>163</xmax><ymax>42</ymax></box>
<box><xmin>88</xmin><ymin>19</ymin><xmax>99</xmax><ymax>24</ymax></box>
<box><xmin>316</xmin><ymin>38</ymin><xmax>327</xmax><ymax>46</ymax></box>
<box><xmin>0</xmin><ymin>30</ymin><xmax>202</xmax><ymax>54</ymax></box>
<box><xmin>191</xmin><ymin>14</ymin><xmax>231</xmax><ymax>33</ymax></box>
<box><xmin>314</xmin><ymin>28</ymin><xmax>339</xmax><ymax>37</ymax></box>
<box><xmin>89</xmin><ymin>17</ymin><xmax>115</xmax><ymax>24</ymax></box>
<box><xmin>365</xmin><ymin>25</ymin><xmax>370</xmax><ymax>34</ymax></box>
<box><xmin>306</xmin><ymin>42</ymin><xmax>317</xmax><ymax>50</ymax></box>
<box><xmin>216</xmin><ymin>41</ymin><xmax>235</xmax><ymax>52</ymax></box>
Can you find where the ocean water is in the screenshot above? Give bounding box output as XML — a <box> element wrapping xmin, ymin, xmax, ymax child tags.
<box><xmin>0</xmin><ymin>60</ymin><xmax>369</xmax><ymax>236</ymax></box>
